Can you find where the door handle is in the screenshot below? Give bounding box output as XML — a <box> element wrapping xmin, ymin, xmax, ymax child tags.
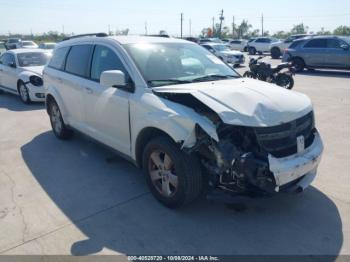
<box><xmin>56</xmin><ymin>77</ymin><xmax>63</xmax><ymax>83</ymax></box>
<box><xmin>85</xmin><ymin>87</ymin><xmax>93</xmax><ymax>94</ymax></box>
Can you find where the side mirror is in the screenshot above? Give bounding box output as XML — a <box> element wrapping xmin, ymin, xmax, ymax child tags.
<box><xmin>100</xmin><ymin>70</ymin><xmax>126</xmax><ymax>88</ymax></box>
<box><xmin>341</xmin><ymin>44</ymin><xmax>349</xmax><ymax>51</ymax></box>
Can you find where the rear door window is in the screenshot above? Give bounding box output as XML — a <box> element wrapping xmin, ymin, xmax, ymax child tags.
<box><xmin>65</xmin><ymin>45</ymin><xmax>93</xmax><ymax>77</ymax></box>
<box><xmin>327</xmin><ymin>39</ymin><xmax>348</xmax><ymax>49</ymax></box>
<box><xmin>49</xmin><ymin>47</ymin><xmax>70</xmax><ymax>70</ymax></box>
<box><xmin>304</xmin><ymin>39</ymin><xmax>327</xmax><ymax>48</ymax></box>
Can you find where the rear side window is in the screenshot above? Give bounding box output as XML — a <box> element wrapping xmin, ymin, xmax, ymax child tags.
<box><xmin>65</xmin><ymin>45</ymin><xmax>93</xmax><ymax>77</ymax></box>
<box><xmin>289</xmin><ymin>40</ymin><xmax>305</xmax><ymax>49</ymax></box>
<box><xmin>304</xmin><ymin>39</ymin><xmax>327</xmax><ymax>48</ymax></box>
<box><xmin>49</xmin><ymin>47</ymin><xmax>70</xmax><ymax>70</ymax></box>
<box><xmin>90</xmin><ymin>45</ymin><xmax>127</xmax><ymax>81</ymax></box>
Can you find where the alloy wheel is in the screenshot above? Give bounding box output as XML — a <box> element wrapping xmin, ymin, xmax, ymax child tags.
<box><xmin>148</xmin><ymin>149</ymin><xmax>178</xmax><ymax>197</ymax></box>
<box><xmin>50</xmin><ymin>103</ymin><xmax>63</xmax><ymax>134</ymax></box>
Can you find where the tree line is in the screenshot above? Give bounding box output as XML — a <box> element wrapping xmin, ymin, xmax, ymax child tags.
<box><xmin>201</xmin><ymin>22</ymin><xmax>350</xmax><ymax>39</ymax></box>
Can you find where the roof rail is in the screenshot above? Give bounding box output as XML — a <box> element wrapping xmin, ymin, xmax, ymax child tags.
<box><xmin>62</xmin><ymin>33</ymin><xmax>108</xmax><ymax>41</ymax></box>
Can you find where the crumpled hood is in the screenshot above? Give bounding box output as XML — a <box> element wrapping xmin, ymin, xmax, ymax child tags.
<box><xmin>153</xmin><ymin>78</ymin><xmax>313</xmax><ymax>127</ymax></box>
<box><xmin>22</xmin><ymin>66</ymin><xmax>44</xmax><ymax>76</ymax></box>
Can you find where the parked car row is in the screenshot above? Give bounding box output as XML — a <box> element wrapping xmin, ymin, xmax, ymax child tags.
<box><xmin>200</xmin><ymin>35</ymin><xmax>350</xmax><ymax>72</ymax></box>
<box><xmin>3</xmin><ymin>38</ymin><xmax>56</xmax><ymax>51</ymax></box>
<box><xmin>0</xmin><ymin>34</ymin><xmax>324</xmax><ymax>209</ymax></box>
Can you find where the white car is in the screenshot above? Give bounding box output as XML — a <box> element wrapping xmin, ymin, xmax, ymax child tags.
<box><xmin>228</xmin><ymin>39</ymin><xmax>248</xmax><ymax>52</ymax></box>
<box><xmin>201</xmin><ymin>43</ymin><xmax>245</xmax><ymax>66</ymax></box>
<box><xmin>44</xmin><ymin>34</ymin><xmax>323</xmax><ymax>208</ymax></box>
<box><xmin>269</xmin><ymin>34</ymin><xmax>311</xmax><ymax>59</ymax></box>
<box><xmin>20</xmin><ymin>41</ymin><xmax>39</xmax><ymax>49</ymax></box>
<box><xmin>38</xmin><ymin>42</ymin><xmax>57</xmax><ymax>50</ymax></box>
<box><xmin>0</xmin><ymin>49</ymin><xmax>50</xmax><ymax>103</ymax></box>
<box><xmin>247</xmin><ymin>37</ymin><xmax>279</xmax><ymax>55</ymax></box>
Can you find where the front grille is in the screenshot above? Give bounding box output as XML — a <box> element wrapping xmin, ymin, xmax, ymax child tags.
<box><xmin>254</xmin><ymin>111</ymin><xmax>315</xmax><ymax>158</ymax></box>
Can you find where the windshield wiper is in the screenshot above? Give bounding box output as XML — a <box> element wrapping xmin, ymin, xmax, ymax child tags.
<box><xmin>147</xmin><ymin>79</ymin><xmax>192</xmax><ymax>87</ymax></box>
<box><xmin>191</xmin><ymin>74</ymin><xmax>237</xmax><ymax>83</ymax></box>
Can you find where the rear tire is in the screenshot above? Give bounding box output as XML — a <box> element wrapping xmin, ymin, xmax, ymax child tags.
<box><xmin>291</xmin><ymin>57</ymin><xmax>305</xmax><ymax>73</ymax></box>
<box><xmin>142</xmin><ymin>136</ymin><xmax>203</xmax><ymax>208</ymax></box>
<box><xmin>48</xmin><ymin>99</ymin><xmax>73</xmax><ymax>140</ymax></box>
<box><xmin>248</xmin><ymin>47</ymin><xmax>256</xmax><ymax>55</ymax></box>
<box><xmin>271</xmin><ymin>47</ymin><xmax>281</xmax><ymax>59</ymax></box>
<box><xmin>276</xmin><ymin>74</ymin><xmax>294</xmax><ymax>89</ymax></box>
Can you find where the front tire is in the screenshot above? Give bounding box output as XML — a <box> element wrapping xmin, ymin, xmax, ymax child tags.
<box><xmin>248</xmin><ymin>47</ymin><xmax>256</xmax><ymax>55</ymax></box>
<box><xmin>271</xmin><ymin>47</ymin><xmax>281</xmax><ymax>59</ymax></box>
<box><xmin>18</xmin><ymin>82</ymin><xmax>31</xmax><ymax>104</ymax></box>
<box><xmin>291</xmin><ymin>57</ymin><xmax>305</xmax><ymax>73</ymax></box>
<box><xmin>48</xmin><ymin>100</ymin><xmax>73</xmax><ymax>139</ymax></box>
<box><xmin>142</xmin><ymin>136</ymin><xmax>203</xmax><ymax>208</ymax></box>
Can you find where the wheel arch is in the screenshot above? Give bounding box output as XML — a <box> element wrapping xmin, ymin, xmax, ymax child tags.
<box><xmin>291</xmin><ymin>56</ymin><xmax>305</xmax><ymax>64</ymax></box>
<box><xmin>17</xmin><ymin>79</ymin><xmax>24</xmax><ymax>93</ymax></box>
<box><xmin>135</xmin><ymin>127</ymin><xmax>176</xmax><ymax>168</ymax></box>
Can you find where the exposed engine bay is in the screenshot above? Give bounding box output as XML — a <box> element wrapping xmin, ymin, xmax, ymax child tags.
<box><xmin>155</xmin><ymin>91</ymin><xmax>320</xmax><ymax>196</ymax></box>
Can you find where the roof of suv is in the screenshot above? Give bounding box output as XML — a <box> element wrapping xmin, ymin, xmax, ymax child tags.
<box><xmin>57</xmin><ymin>35</ymin><xmax>191</xmax><ymax>48</ymax></box>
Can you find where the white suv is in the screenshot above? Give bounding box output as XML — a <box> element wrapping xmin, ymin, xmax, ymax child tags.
<box><xmin>248</xmin><ymin>37</ymin><xmax>279</xmax><ymax>55</ymax></box>
<box><xmin>44</xmin><ymin>34</ymin><xmax>323</xmax><ymax>208</ymax></box>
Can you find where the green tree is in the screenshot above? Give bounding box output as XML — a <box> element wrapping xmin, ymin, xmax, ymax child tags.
<box><xmin>237</xmin><ymin>20</ymin><xmax>252</xmax><ymax>38</ymax></box>
<box><xmin>273</xmin><ymin>31</ymin><xmax>290</xmax><ymax>39</ymax></box>
<box><xmin>317</xmin><ymin>27</ymin><xmax>332</xmax><ymax>35</ymax></box>
<box><xmin>290</xmin><ymin>23</ymin><xmax>309</xmax><ymax>34</ymax></box>
<box><xmin>333</xmin><ymin>26</ymin><xmax>350</xmax><ymax>36</ymax></box>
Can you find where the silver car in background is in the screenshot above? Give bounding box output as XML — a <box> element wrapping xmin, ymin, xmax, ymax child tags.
<box><xmin>282</xmin><ymin>36</ymin><xmax>350</xmax><ymax>72</ymax></box>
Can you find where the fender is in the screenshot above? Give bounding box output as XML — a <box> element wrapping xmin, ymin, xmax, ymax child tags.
<box><xmin>45</xmin><ymin>85</ymin><xmax>70</xmax><ymax>125</ymax></box>
<box><xmin>18</xmin><ymin>71</ymin><xmax>40</xmax><ymax>84</ymax></box>
<box><xmin>130</xmin><ymin>92</ymin><xmax>219</xmax><ymax>160</ymax></box>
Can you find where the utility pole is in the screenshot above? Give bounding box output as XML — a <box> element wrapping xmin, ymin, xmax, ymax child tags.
<box><xmin>62</xmin><ymin>25</ymin><xmax>65</xmax><ymax>35</ymax></box>
<box><xmin>212</xmin><ymin>17</ymin><xmax>215</xmax><ymax>34</ymax></box>
<box><xmin>189</xmin><ymin>19</ymin><xmax>192</xmax><ymax>37</ymax></box>
<box><xmin>145</xmin><ymin>22</ymin><xmax>148</xmax><ymax>35</ymax></box>
<box><xmin>232</xmin><ymin>16</ymin><xmax>235</xmax><ymax>38</ymax></box>
<box><xmin>108</xmin><ymin>24</ymin><xmax>111</xmax><ymax>35</ymax></box>
<box><xmin>180</xmin><ymin>13</ymin><xmax>184</xmax><ymax>38</ymax></box>
<box><xmin>219</xmin><ymin>9</ymin><xmax>224</xmax><ymax>38</ymax></box>
<box><xmin>261</xmin><ymin>13</ymin><xmax>264</xmax><ymax>36</ymax></box>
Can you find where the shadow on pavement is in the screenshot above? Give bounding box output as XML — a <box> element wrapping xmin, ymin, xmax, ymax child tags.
<box><xmin>0</xmin><ymin>92</ymin><xmax>44</xmax><ymax>111</ymax></box>
<box><xmin>299</xmin><ymin>69</ymin><xmax>350</xmax><ymax>79</ymax></box>
<box><xmin>21</xmin><ymin>131</ymin><xmax>343</xmax><ymax>258</ymax></box>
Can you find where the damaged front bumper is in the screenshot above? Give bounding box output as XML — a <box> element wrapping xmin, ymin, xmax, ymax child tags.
<box><xmin>269</xmin><ymin>132</ymin><xmax>323</xmax><ymax>193</ymax></box>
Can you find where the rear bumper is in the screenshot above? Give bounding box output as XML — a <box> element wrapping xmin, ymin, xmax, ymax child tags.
<box><xmin>268</xmin><ymin>132</ymin><xmax>323</xmax><ymax>192</ymax></box>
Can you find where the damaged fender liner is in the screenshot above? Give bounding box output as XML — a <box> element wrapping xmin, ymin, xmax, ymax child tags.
<box><xmin>154</xmin><ymin>90</ymin><xmax>322</xmax><ymax>196</ymax></box>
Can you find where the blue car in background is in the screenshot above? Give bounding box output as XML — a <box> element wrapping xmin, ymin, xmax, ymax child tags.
<box><xmin>282</xmin><ymin>36</ymin><xmax>350</xmax><ymax>72</ymax></box>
